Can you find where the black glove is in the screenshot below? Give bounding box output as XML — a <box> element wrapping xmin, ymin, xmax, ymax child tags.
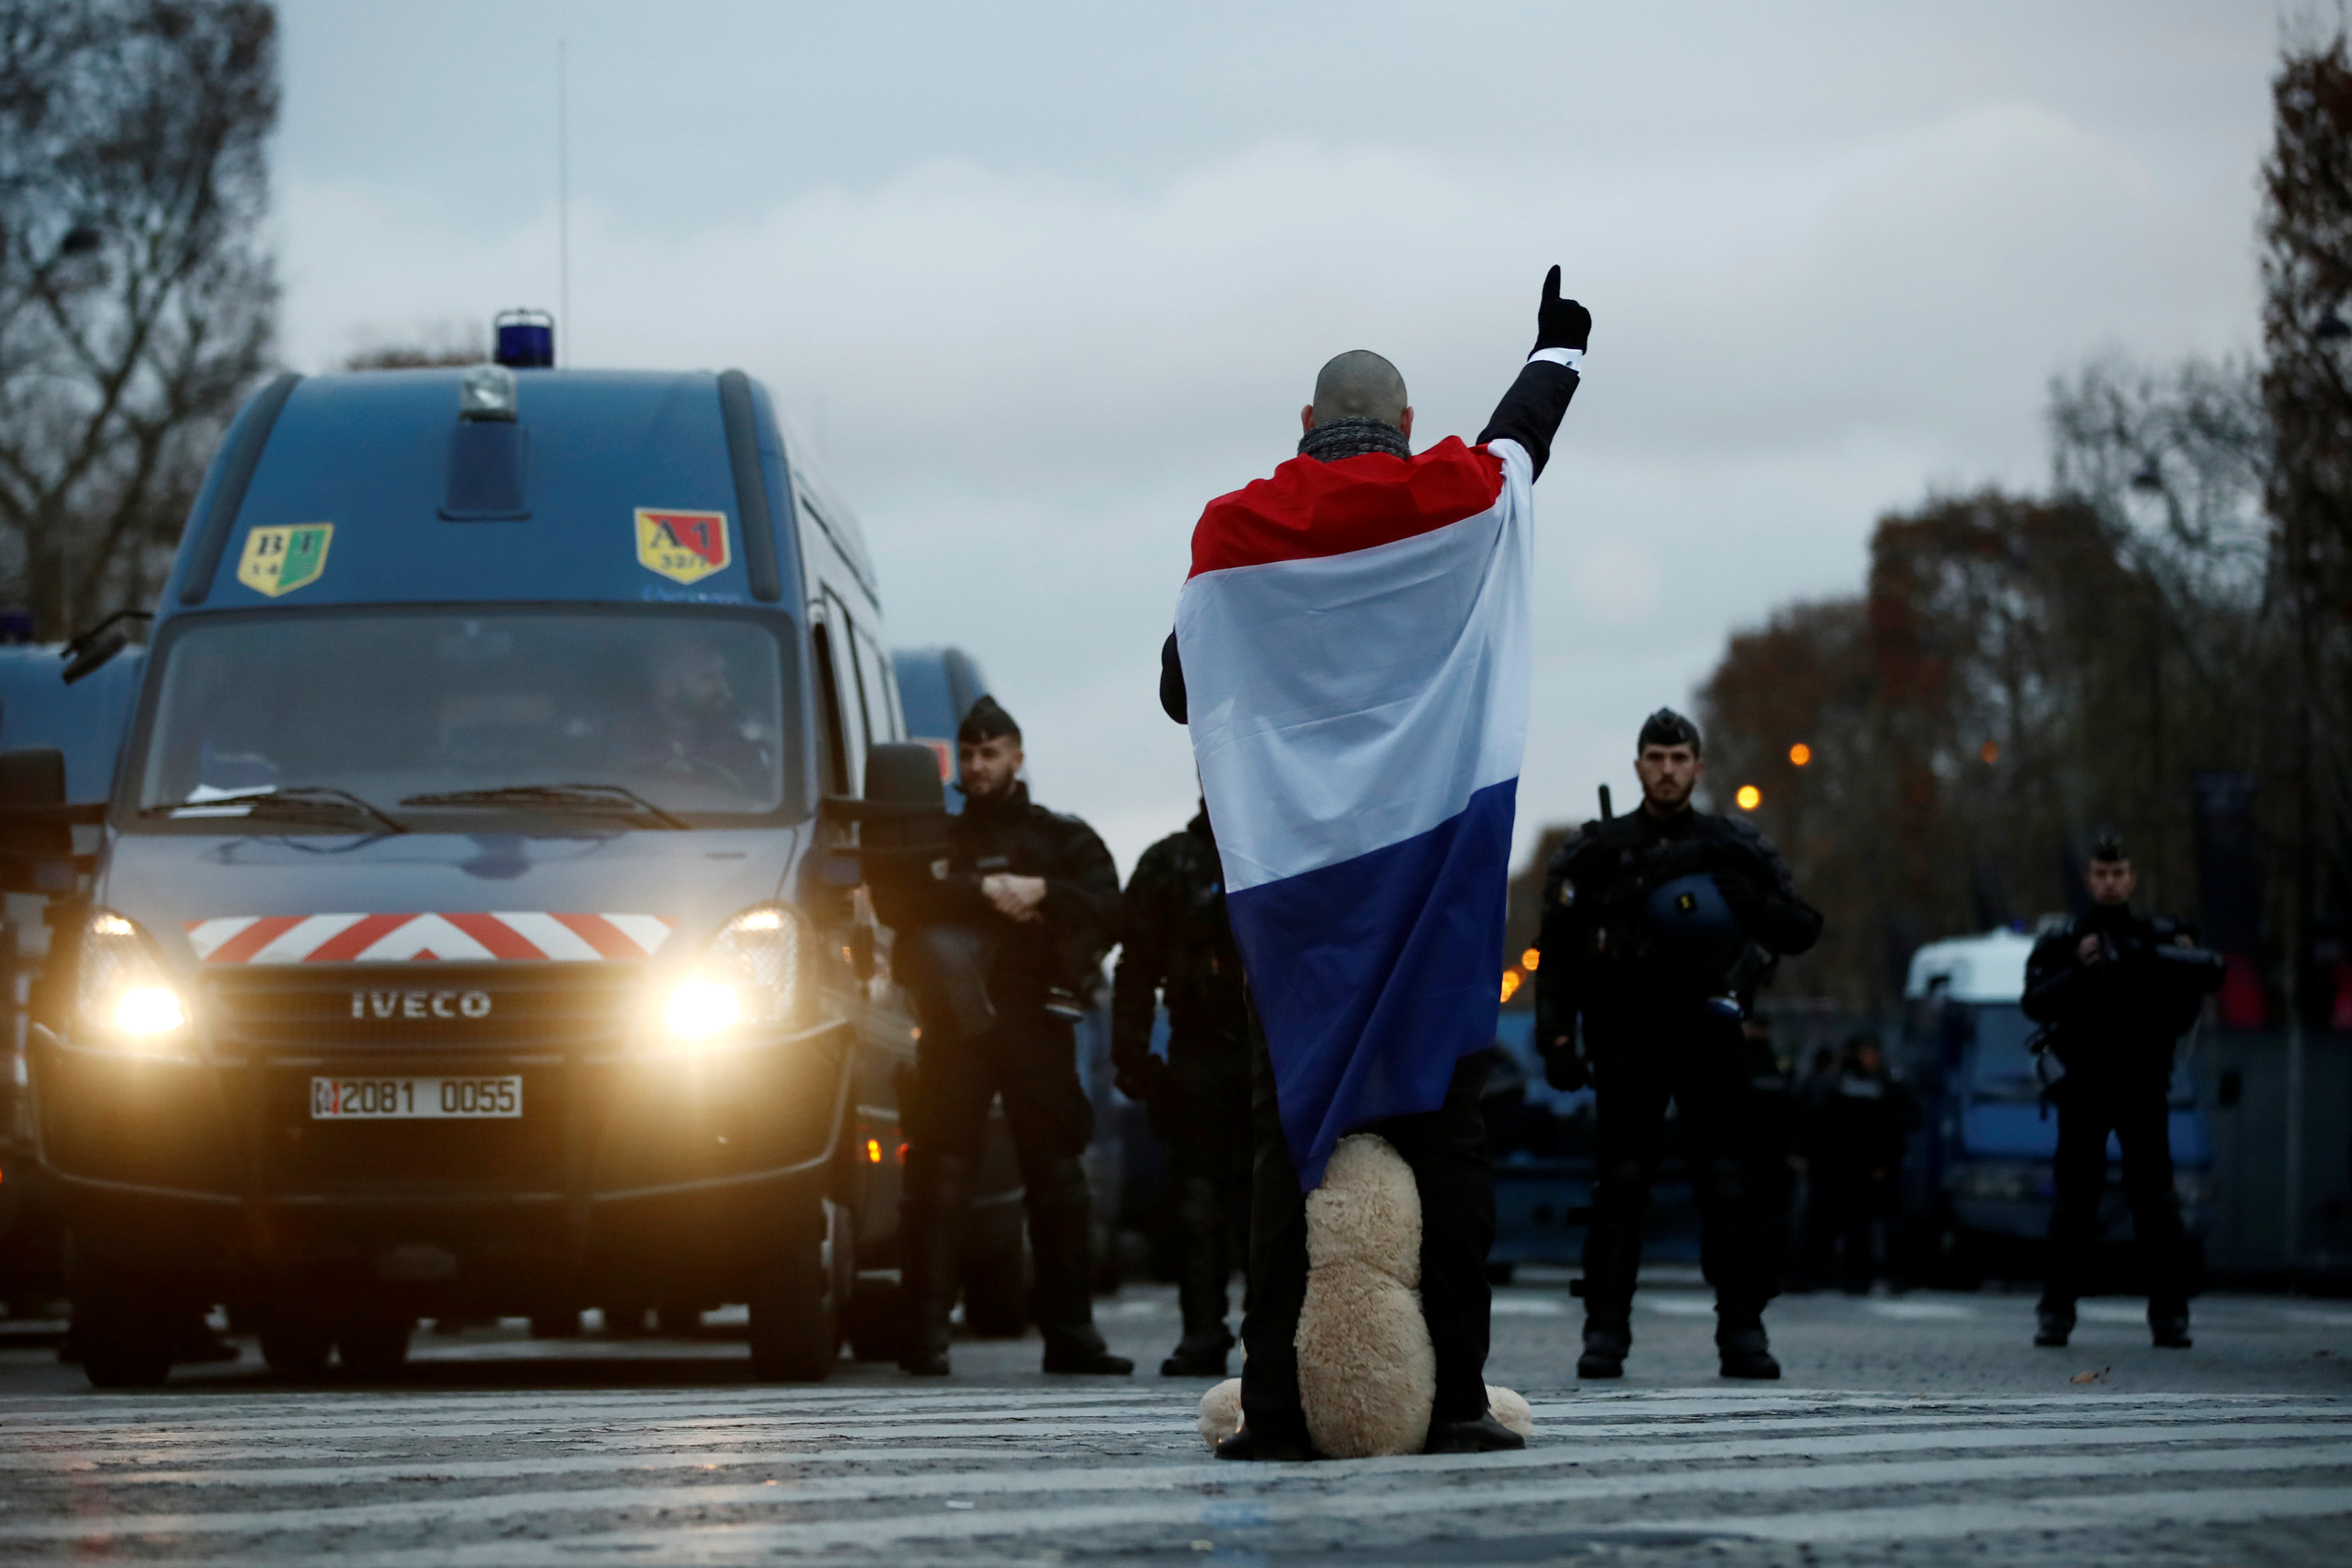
<box><xmin>1531</xmin><ymin>264</ymin><xmax>1591</xmax><ymax>354</ymax></box>
<box><xmin>1539</xmin><ymin>1035</ymin><xmax>1589</xmax><ymax>1092</ymax></box>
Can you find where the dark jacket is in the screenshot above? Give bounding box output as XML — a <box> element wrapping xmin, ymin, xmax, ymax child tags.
<box><xmin>869</xmin><ymin>781</ymin><xmax>1121</xmax><ymax>1012</ymax></box>
<box><xmin>1111</xmin><ymin>808</ymin><xmax>1250</xmax><ymax>1100</ymax></box>
<box><xmin>1534</xmin><ymin>803</ymin><xmax>1821</xmax><ymax>1048</ymax></box>
<box><xmin>2021</xmin><ymin>905</ymin><xmax>2221</xmax><ymax>1084</ymax></box>
<box><xmin>1804</xmin><ymin>1067</ymin><xmax>1918</xmax><ymax>1176</ymax></box>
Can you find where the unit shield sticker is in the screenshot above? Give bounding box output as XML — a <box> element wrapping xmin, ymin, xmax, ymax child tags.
<box><xmin>635</xmin><ymin>508</ymin><xmax>730</xmax><ymax>584</ymax></box>
<box><xmin>236</xmin><ymin>523</ymin><xmax>333</xmax><ymax>598</ymax></box>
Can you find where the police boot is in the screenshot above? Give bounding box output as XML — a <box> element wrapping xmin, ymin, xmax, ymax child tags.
<box><xmin>2033</xmin><ymin>1300</ymin><xmax>2074</xmax><ymax>1348</ymax></box>
<box><xmin>1716</xmin><ymin>1316</ymin><xmax>1781</xmax><ymax>1380</ymax></box>
<box><xmin>1028</xmin><ymin>1158</ymin><xmax>1134</xmax><ymax>1375</ymax></box>
<box><xmin>1163</xmin><ymin>1176</ymin><xmax>1236</xmax><ymax>1377</ymax></box>
<box><xmin>2149</xmin><ymin>1301</ymin><xmax>2192</xmax><ymax>1350</ymax></box>
<box><xmin>1577</xmin><ymin>1319</ymin><xmax>1630</xmax><ymax>1379</ymax></box>
<box><xmin>896</xmin><ymin>1153</ymin><xmax>970</xmax><ymax>1376</ymax></box>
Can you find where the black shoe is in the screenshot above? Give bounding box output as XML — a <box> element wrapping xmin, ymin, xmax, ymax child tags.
<box><xmin>1717</xmin><ymin>1325</ymin><xmax>1780</xmax><ymax>1380</ymax></box>
<box><xmin>1214</xmin><ymin>1424</ymin><xmax>1318</xmax><ymax>1461</ymax></box>
<box><xmin>1160</xmin><ymin>1342</ymin><xmax>1230</xmax><ymax>1377</ymax></box>
<box><xmin>898</xmin><ymin>1349</ymin><xmax>951</xmax><ymax>1376</ymax></box>
<box><xmin>2034</xmin><ymin>1306</ymin><xmax>2074</xmax><ymax>1348</ymax></box>
<box><xmin>1423</xmin><ymin>1412</ymin><xmax>1526</xmax><ymax>1454</ymax></box>
<box><xmin>2150</xmin><ymin>1313</ymin><xmax>2192</xmax><ymax>1349</ymax></box>
<box><xmin>1578</xmin><ymin>1324</ymin><xmax>1628</xmax><ymax>1379</ymax></box>
<box><xmin>1043</xmin><ymin>1345</ymin><xmax>1134</xmax><ymax>1375</ymax></box>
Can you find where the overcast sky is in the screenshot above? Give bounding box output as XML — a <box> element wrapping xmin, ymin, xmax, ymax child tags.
<box><xmin>273</xmin><ymin>1</ymin><xmax>2278</xmax><ymax>875</ymax></box>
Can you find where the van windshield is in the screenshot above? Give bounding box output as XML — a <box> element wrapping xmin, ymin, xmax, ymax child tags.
<box><xmin>131</xmin><ymin>610</ymin><xmax>797</xmax><ymax>827</ymax></box>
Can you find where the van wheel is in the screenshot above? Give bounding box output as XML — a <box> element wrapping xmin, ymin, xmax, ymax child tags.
<box><xmin>71</xmin><ymin>1257</ymin><xmax>173</xmax><ymax>1389</ymax></box>
<box><xmin>339</xmin><ymin>1317</ymin><xmax>413</xmax><ymax>1378</ymax></box>
<box><xmin>601</xmin><ymin>1298</ymin><xmax>654</xmax><ymax>1338</ymax></box>
<box><xmin>749</xmin><ymin>1217</ymin><xmax>838</xmax><ymax>1382</ymax></box>
<box><xmin>260</xmin><ymin>1320</ymin><xmax>334</xmax><ymax>1374</ymax></box>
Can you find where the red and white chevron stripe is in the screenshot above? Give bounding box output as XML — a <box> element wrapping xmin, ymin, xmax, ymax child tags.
<box><xmin>184</xmin><ymin>912</ymin><xmax>677</xmax><ymax>965</ymax></box>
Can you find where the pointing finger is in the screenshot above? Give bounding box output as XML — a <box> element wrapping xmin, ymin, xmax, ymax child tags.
<box><xmin>1543</xmin><ymin>263</ymin><xmax>1561</xmax><ymax>304</ymax></box>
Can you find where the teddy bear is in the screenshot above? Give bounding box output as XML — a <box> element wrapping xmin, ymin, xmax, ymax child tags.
<box><xmin>1198</xmin><ymin>1132</ymin><xmax>1535</xmax><ymax>1458</ymax></box>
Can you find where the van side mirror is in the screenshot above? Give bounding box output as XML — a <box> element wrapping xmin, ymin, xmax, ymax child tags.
<box><xmin>0</xmin><ymin>746</ymin><xmax>75</xmax><ymax>895</ymax></box>
<box><xmin>815</xmin><ymin>744</ymin><xmax>951</xmax><ymax>890</ymax></box>
<box><xmin>864</xmin><ymin>742</ymin><xmax>946</xmax><ymax>810</ymax></box>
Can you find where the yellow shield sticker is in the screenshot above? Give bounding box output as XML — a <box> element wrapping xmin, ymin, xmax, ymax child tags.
<box><xmin>236</xmin><ymin>523</ymin><xmax>334</xmax><ymax>598</ymax></box>
<box><xmin>635</xmin><ymin>509</ymin><xmax>730</xmax><ymax>584</ymax></box>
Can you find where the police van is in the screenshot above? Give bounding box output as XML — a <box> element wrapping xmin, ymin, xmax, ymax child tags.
<box><xmin>1899</xmin><ymin>928</ymin><xmax>2213</xmax><ymax>1284</ymax></box>
<box><xmin>7</xmin><ymin>324</ymin><xmax>1012</xmax><ymax>1386</ymax></box>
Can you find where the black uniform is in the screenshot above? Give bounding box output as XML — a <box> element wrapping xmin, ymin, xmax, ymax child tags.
<box><xmin>2021</xmin><ymin>904</ymin><xmax>2220</xmax><ymax>1338</ymax></box>
<box><xmin>1534</xmin><ymin>801</ymin><xmax>1822</xmax><ymax>1366</ymax></box>
<box><xmin>1111</xmin><ymin>806</ymin><xmax>1254</xmax><ymax>1375</ymax></box>
<box><xmin>1800</xmin><ymin>1058</ymin><xmax>1917</xmax><ymax>1293</ymax></box>
<box><xmin>870</xmin><ymin>780</ymin><xmax>1123</xmax><ymax>1372</ymax></box>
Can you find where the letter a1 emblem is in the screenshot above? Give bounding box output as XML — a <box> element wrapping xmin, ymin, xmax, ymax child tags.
<box><xmin>236</xmin><ymin>523</ymin><xmax>334</xmax><ymax>598</ymax></box>
<box><xmin>635</xmin><ymin>509</ymin><xmax>731</xmax><ymax>585</ymax></box>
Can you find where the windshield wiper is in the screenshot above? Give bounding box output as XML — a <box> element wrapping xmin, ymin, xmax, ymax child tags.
<box><xmin>141</xmin><ymin>787</ymin><xmax>409</xmax><ymax>835</ymax></box>
<box><xmin>397</xmin><ymin>783</ymin><xmax>686</xmax><ymax>830</ymax></box>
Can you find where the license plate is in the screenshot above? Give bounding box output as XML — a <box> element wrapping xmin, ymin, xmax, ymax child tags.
<box><xmin>310</xmin><ymin>1076</ymin><xmax>522</xmax><ymax>1119</ymax></box>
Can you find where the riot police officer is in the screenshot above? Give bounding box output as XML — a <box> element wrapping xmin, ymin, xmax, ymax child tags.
<box><xmin>868</xmin><ymin>697</ymin><xmax>1132</xmax><ymax>1377</ymax></box>
<box><xmin>1111</xmin><ymin>801</ymin><xmax>1253</xmax><ymax>1377</ymax></box>
<box><xmin>2023</xmin><ymin>835</ymin><xmax>2221</xmax><ymax>1350</ymax></box>
<box><xmin>1533</xmin><ymin>709</ymin><xmax>1822</xmax><ymax>1380</ymax></box>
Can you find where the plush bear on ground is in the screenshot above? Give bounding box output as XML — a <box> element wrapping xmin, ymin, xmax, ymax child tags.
<box><xmin>1198</xmin><ymin>1133</ymin><xmax>1534</xmax><ymax>1458</ymax></box>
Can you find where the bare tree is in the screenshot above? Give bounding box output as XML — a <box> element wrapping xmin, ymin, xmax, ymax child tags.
<box><xmin>0</xmin><ymin>0</ymin><xmax>278</xmax><ymax>639</ymax></box>
<box><xmin>2259</xmin><ymin>29</ymin><xmax>2352</xmax><ymax>1024</ymax></box>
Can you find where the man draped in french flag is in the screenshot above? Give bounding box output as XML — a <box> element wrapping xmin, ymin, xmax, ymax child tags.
<box><xmin>1161</xmin><ymin>269</ymin><xmax>1589</xmax><ymax>1459</ymax></box>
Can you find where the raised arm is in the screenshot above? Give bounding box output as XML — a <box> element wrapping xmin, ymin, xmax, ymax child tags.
<box><xmin>1476</xmin><ymin>265</ymin><xmax>1589</xmax><ymax>480</ymax></box>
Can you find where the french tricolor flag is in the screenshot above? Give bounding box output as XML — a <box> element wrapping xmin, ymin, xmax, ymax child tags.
<box><xmin>1176</xmin><ymin>431</ymin><xmax>1537</xmax><ymax>1189</ymax></box>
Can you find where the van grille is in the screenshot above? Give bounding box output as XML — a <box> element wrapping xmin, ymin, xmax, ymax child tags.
<box><xmin>204</xmin><ymin>964</ymin><xmax>643</xmax><ymax>1052</ymax></box>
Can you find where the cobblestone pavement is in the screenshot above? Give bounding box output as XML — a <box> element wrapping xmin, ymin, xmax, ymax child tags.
<box><xmin>0</xmin><ymin>1280</ymin><xmax>2347</xmax><ymax>1565</ymax></box>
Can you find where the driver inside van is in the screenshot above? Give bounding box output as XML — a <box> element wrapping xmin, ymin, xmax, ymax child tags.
<box><xmin>613</xmin><ymin>632</ymin><xmax>770</xmax><ymax>793</ymax></box>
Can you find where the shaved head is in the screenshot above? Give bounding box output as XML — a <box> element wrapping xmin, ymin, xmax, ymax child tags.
<box><xmin>1310</xmin><ymin>350</ymin><xmax>1409</xmax><ymax>429</ymax></box>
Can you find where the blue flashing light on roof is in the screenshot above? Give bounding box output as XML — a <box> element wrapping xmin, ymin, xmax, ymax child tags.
<box><xmin>495</xmin><ymin>308</ymin><xmax>556</xmax><ymax>369</ymax></box>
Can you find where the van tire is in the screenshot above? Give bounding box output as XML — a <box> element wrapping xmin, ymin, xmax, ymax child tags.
<box><xmin>749</xmin><ymin>1209</ymin><xmax>839</xmax><ymax>1382</ymax></box>
<box><xmin>339</xmin><ymin>1318</ymin><xmax>412</xmax><ymax>1378</ymax></box>
<box><xmin>70</xmin><ymin>1254</ymin><xmax>173</xmax><ymax>1389</ymax></box>
<box><xmin>82</xmin><ymin>1338</ymin><xmax>171</xmax><ymax>1389</ymax></box>
<box><xmin>260</xmin><ymin>1321</ymin><xmax>334</xmax><ymax>1374</ymax></box>
<box><xmin>530</xmin><ymin>1310</ymin><xmax>581</xmax><ymax>1340</ymax></box>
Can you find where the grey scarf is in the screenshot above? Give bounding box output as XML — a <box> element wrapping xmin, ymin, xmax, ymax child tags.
<box><xmin>1298</xmin><ymin>417</ymin><xmax>1411</xmax><ymax>464</ymax></box>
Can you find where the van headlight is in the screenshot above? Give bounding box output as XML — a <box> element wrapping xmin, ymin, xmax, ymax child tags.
<box><xmin>75</xmin><ymin>911</ymin><xmax>194</xmax><ymax>1056</ymax></box>
<box><xmin>658</xmin><ymin>905</ymin><xmax>812</xmax><ymax>1046</ymax></box>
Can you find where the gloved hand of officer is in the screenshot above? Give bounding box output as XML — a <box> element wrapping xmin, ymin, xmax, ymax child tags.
<box><xmin>1533</xmin><ymin>264</ymin><xmax>1591</xmax><ymax>355</ymax></box>
<box><xmin>1539</xmin><ymin>1035</ymin><xmax>1589</xmax><ymax>1092</ymax></box>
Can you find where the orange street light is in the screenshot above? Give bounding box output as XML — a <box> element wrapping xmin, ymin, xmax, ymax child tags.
<box><xmin>1788</xmin><ymin>742</ymin><xmax>1812</xmax><ymax>767</ymax></box>
<box><xmin>1499</xmin><ymin>969</ymin><xmax>1522</xmax><ymax>1003</ymax></box>
<box><xmin>1979</xmin><ymin>740</ymin><xmax>2001</xmax><ymax>765</ymax></box>
<box><xmin>1521</xmin><ymin>947</ymin><xmax>1542</xmax><ymax>971</ymax></box>
<box><xmin>1735</xmin><ymin>785</ymin><xmax>1761</xmax><ymax>810</ymax></box>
